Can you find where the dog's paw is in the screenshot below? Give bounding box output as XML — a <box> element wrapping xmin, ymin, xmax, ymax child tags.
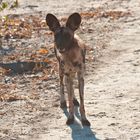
<box><xmin>66</xmin><ymin>116</ymin><xmax>74</xmax><ymax>125</ymax></box>
<box><xmin>81</xmin><ymin>119</ymin><xmax>90</xmax><ymax>126</ymax></box>
<box><xmin>73</xmin><ymin>98</ymin><xmax>79</xmax><ymax>106</ymax></box>
<box><xmin>60</xmin><ymin>101</ymin><xmax>67</xmax><ymax>108</ymax></box>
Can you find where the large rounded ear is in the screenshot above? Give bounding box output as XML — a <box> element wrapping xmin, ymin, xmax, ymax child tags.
<box><xmin>46</xmin><ymin>13</ymin><xmax>60</xmax><ymax>32</ymax></box>
<box><xmin>66</xmin><ymin>13</ymin><xmax>81</xmax><ymax>31</ymax></box>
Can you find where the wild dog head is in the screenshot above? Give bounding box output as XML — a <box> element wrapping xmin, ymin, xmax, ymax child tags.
<box><xmin>46</xmin><ymin>13</ymin><xmax>81</xmax><ymax>53</ymax></box>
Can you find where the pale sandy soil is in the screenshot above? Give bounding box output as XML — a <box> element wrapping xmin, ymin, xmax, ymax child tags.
<box><xmin>0</xmin><ymin>0</ymin><xmax>140</xmax><ymax>140</ymax></box>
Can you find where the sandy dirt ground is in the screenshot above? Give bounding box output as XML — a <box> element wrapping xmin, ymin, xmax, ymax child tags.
<box><xmin>0</xmin><ymin>0</ymin><xmax>140</xmax><ymax>140</ymax></box>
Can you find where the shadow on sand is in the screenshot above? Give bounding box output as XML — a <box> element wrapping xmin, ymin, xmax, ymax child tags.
<box><xmin>62</xmin><ymin>107</ymin><xmax>99</xmax><ymax>140</ymax></box>
<box><xmin>0</xmin><ymin>61</ymin><xmax>49</xmax><ymax>74</ymax></box>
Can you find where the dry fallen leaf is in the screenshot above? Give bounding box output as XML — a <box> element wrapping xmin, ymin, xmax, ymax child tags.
<box><xmin>38</xmin><ymin>48</ymin><xmax>48</xmax><ymax>54</ymax></box>
<box><xmin>80</xmin><ymin>10</ymin><xmax>131</xmax><ymax>20</ymax></box>
<box><xmin>43</xmin><ymin>58</ymin><xmax>52</xmax><ymax>64</ymax></box>
<box><xmin>0</xmin><ymin>94</ymin><xmax>27</xmax><ymax>102</ymax></box>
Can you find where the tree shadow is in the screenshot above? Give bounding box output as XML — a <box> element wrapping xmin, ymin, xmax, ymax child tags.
<box><xmin>0</xmin><ymin>61</ymin><xmax>49</xmax><ymax>75</ymax></box>
<box><xmin>62</xmin><ymin>107</ymin><xmax>100</xmax><ymax>140</ymax></box>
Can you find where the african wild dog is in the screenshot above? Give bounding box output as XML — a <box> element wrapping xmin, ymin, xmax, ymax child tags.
<box><xmin>46</xmin><ymin>13</ymin><xmax>90</xmax><ymax>126</ymax></box>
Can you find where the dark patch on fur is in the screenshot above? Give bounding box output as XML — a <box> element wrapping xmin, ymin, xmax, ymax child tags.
<box><xmin>72</xmin><ymin>61</ymin><xmax>82</xmax><ymax>69</ymax></box>
<box><xmin>64</xmin><ymin>73</ymin><xmax>69</xmax><ymax>76</ymax></box>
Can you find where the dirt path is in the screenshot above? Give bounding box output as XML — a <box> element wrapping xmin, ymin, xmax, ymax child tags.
<box><xmin>0</xmin><ymin>0</ymin><xmax>140</xmax><ymax>140</ymax></box>
<box><xmin>85</xmin><ymin>18</ymin><xmax>140</xmax><ymax>140</ymax></box>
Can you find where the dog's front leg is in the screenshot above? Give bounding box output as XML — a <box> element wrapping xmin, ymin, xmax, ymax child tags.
<box><xmin>55</xmin><ymin>47</ymin><xmax>67</xmax><ymax>108</ymax></box>
<box><xmin>78</xmin><ymin>71</ymin><xmax>90</xmax><ymax>126</ymax></box>
<box><xmin>59</xmin><ymin>62</ymin><xmax>67</xmax><ymax>108</ymax></box>
<box><xmin>65</xmin><ymin>75</ymin><xmax>74</xmax><ymax>125</ymax></box>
